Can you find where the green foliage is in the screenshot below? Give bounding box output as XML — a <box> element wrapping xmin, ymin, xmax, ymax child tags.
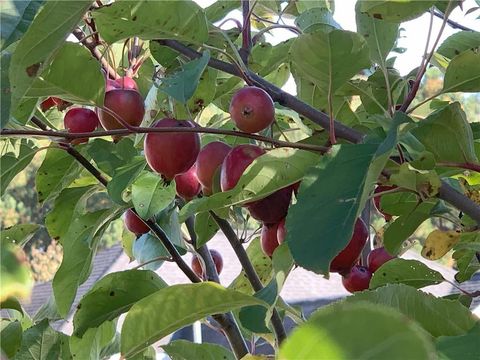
<box><xmin>162</xmin><ymin>340</ymin><xmax>235</xmax><ymax>360</ymax></box>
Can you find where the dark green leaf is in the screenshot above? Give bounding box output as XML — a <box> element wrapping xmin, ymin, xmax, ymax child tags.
<box><xmin>345</xmin><ymin>284</ymin><xmax>477</xmax><ymax>337</ymax></box>
<box><xmin>370</xmin><ymin>258</ymin><xmax>445</xmax><ymax>288</ymax></box>
<box><xmin>107</xmin><ymin>156</ymin><xmax>146</xmax><ymax>204</ymax></box>
<box><xmin>132</xmin><ymin>171</ymin><xmax>176</xmax><ymax>220</ymax></box>
<box><xmin>87</xmin><ymin>138</ymin><xmax>138</xmax><ymax>177</ymax></box>
<box><xmin>437</xmin><ymin>31</ymin><xmax>480</xmax><ymax>60</ymax></box>
<box><xmin>453</xmin><ymin>232</ymin><xmax>480</xmax><ymax>282</ymax></box>
<box><xmin>162</xmin><ymin>340</ymin><xmax>235</xmax><ymax>360</ymax></box>
<box><xmin>279</xmin><ymin>302</ymin><xmax>435</xmax><ymax>359</ymax></box>
<box><xmin>436</xmin><ymin>323</ymin><xmax>480</xmax><ymax>360</ymax></box>
<box><xmin>73</xmin><ymin>270</ymin><xmax>167</xmax><ymax>337</ymax></box>
<box><xmin>70</xmin><ymin>321</ymin><xmax>115</xmax><ymax>360</ymax></box>
<box><xmin>133</xmin><ymin>233</ymin><xmax>170</xmax><ymax>271</ymax></box>
<box><xmin>120</xmin><ymin>283</ymin><xmax>266</xmax><ymax>357</ymax></box>
<box><xmin>1</xmin><ymin>45</ymin><xmax>14</xmax><ymax>127</ymax></box>
<box><xmin>0</xmin><ymin>319</ymin><xmax>22</xmax><ymax>358</ymax></box>
<box><xmin>194</xmin><ymin>212</ymin><xmax>219</xmax><ymax>248</ymax></box>
<box><xmin>359</xmin><ymin>0</ymin><xmax>436</xmax><ymax>22</ymax></box>
<box><xmin>93</xmin><ymin>1</ymin><xmax>208</xmax><ymax>44</ymax></box>
<box><xmin>0</xmin><ymin>297</ymin><xmax>23</xmax><ymax>316</ymax></box>
<box><xmin>442</xmin><ymin>50</ymin><xmax>480</xmax><ymax>93</ymax></box>
<box><xmin>295</xmin><ymin>7</ymin><xmax>341</xmax><ymax>33</ymax></box>
<box><xmin>0</xmin><ymin>223</ymin><xmax>40</xmax><ymax>248</ymax></box>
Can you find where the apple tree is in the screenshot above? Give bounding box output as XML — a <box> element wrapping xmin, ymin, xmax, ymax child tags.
<box><xmin>1</xmin><ymin>0</ymin><xmax>480</xmax><ymax>359</ymax></box>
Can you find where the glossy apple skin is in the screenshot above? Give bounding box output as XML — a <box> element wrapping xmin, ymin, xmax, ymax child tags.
<box><xmin>220</xmin><ymin>144</ymin><xmax>266</xmax><ymax>192</ymax></box>
<box><xmin>195</xmin><ymin>141</ymin><xmax>232</xmax><ymax>194</ymax></box>
<box><xmin>330</xmin><ymin>218</ymin><xmax>369</xmax><ymax>274</ymax></box>
<box><xmin>144</xmin><ymin>118</ymin><xmax>200</xmax><ymax>180</ymax></box>
<box><xmin>124</xmin><ymin>209</ymin><xmax>150</xmax><ymax>235</ymax></box>
<box><xmin>373</xmin><ymin>185</ymin><xmax>396</xmax><ymax>221</ymax></box>
<box><xmin>277</xmin><ymin>218</ymin><xmax>286</xmax><ymax>244</ymax></box>
<box><xmin>98</xmin><ymin>89</ymin><xmax>145</xmax><ymax>131</ymax></box>
<box><xmin>174</xmin><ymin>164</ymin><xmax>201</xmax><ymax>201</ymax></box>
<box><xmin>247</xmin><ymin>186</ymin><xmax>293</xmax><ymax>224</ymax></box>
<box><xmin>64</xmin><ymin>108</ymin><xmax>99</xmax><ymax>144</ymax></box>
<box><xmin>261</xmin><ymin>222</ymin><xmax>280</xmax><ymax>257</ymax></box>
<box><xmin>106</xmin><ymin>77</ymin><xmax>139</xmax><ymax>92</ymax></box>
<box><xmin>229</xmin><ymin>86</ymin><xmax>275</xmax><ymax>133</ymax></box>
<box><xmin>342</xmin><ymin>265</ymin><xmax>372</xmax><ymax>293</ymax></box>
<box><xmin>368</xmin><ymin>247</ymin><xmax>396</xmax><ymax>273</ymax></box>
<box><xmin>191</xmin><ymin>249</ymin><xmax>224</xmax><ymax>279</ymax></box>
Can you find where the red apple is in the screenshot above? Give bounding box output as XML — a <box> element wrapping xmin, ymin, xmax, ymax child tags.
<box><xmin>229</xmin><ymin>86</ymin><xmax>275</xmax><ymax>133</ymax></box>
<box><xmin>342</xmin><ymin>265</ymin><xmax>372</xmax><ymax>293</ymax></box>
<box><xmin>115</xmin><ymin>76</ymin><xmax>138</xmax><ymax>91</ymax></box>
<box><xmin>64</xmin><ymin>108</ymin><xmax>99</xmax><ymax>144</ymax></box>
<box><xmin>124</xmin><ymin>209</ymin><xmax>150</xmax><ymax>235</ymax></box>
<box><xmin>220</xmin><ymin>144</ymin><xmax>266</xmax><ymax>192</ymax></box>
<box><xmin>277</xmin><ymin>218</ymin><xmax>286</xmax><ymax>244</ymax></box>
<box><xmin>98</xmin><ymin>89</ymin><xmax>145</xmax><ymax>133</ymax></box>
<box><xmin>367</xmin><ymin>247</ymin><xmax>396</xmax><ymax>273</ymax></box>
<box><xmin>195</xmin><ymin>141</ymin><xmax>232</xmax><ymax>194</ymax></box>
<box><xmin>330</xmin><ymin>218</ymin><xmax>369</xmax><ymax>274</ymax></box>
<box><xmin>373</xmin><ymin>185</ymin><xmax>396</xmax><ymax>221</ymax></box>
<box><xmin>144</xmin><ymin>118</ymin><xmax>200</xmax><ymax>180</ymax></box>
<box><xmin>247</xmin><ymin>186</ymin><xmax>293</xmax><ymax>224</ymax></box>
<box><xmin>261</xmin><ymin>222</ymin><xmax>280</xmax><ymax>257</ymax></box>
<box><xmin>191</xmin><ymin>249</ymin><xmax>224</xmax><ymax>279</ymax></box>
<box><xmin>174</xmin><ymin>164</ymin><xmax>201</xmax><ymax>201</ymax></box>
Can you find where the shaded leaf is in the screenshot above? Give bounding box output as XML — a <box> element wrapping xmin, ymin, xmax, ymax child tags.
<box><xmin>0</xmin><ymin>297</ymin><xmax>23</xmax><ymax>316</ymax></box>
<box><xmin>0</xmin><ymin>319</ymin><xmax>22</xmax><ymax>358</ymax></box>
<box><xmin>442</xmin><ymin>50</ymin><xmax>480</xmax><ymax>93</ymax></box>
<box><xmin>295</xmin><ymin>7</ymin><xmax>341</xmax><ymax>33</ymax></box>
<box><xmin>0</xmin><ymin>223</ymin><xmax>40</xmax><ymax>248</ymax></box>
<box><xmin>194</xmin><ymin>211</ymin><xmax>219</xmax><ymax>248</ymax></box>
<box><xmin>452</xmin><ymin>232</ymin><xmax>480</xmax><ymax>282</ymax></box>
<box><xmin>107</xmin><ymin>156</ymin><xmax>146</xmax><ymax>204</ymax></box>
<box><xmin>436</xmin><ymin>323</ymin><xmax>480</xmax><ymax>360</ymax></box>
<box><xmin>437</xmin><ymin>31</ymin><xmax>480</xmax><ymax>60</ymax></box>
<box><xmin>69</xmin><ymin>321</ymin><xmax>115</xmax><ymax>360</ymax></box>
<box><xmin>133</xmin><ymin>233</ymin><xmax>170</xmax><ymax>271</ymax></box>
<box><xmin>162</xmin><ymin>340</ymin><xmax>235</xmax><ymax>360</ymax></box>
<box><xmin>359</xmin><ymin>0</ymin><xmax>436</xmax><ymax>22</ymax></box>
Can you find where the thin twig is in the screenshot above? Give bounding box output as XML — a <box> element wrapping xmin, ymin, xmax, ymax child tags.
<box><xmin>433</xmin><ymin>9</ymin><xmax>475</xmax><ymax>31</ymax></box>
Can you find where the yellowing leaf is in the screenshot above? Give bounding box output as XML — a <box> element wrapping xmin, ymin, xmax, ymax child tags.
<box><xmin>422</xmin><ymin>230</ymin><xmax>460</xmax><ymax>260</ymax></box>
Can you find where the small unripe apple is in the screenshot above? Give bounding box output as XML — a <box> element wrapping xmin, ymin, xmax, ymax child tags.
<box><xmin>367</xmin><ymin>247</ymin><xmax>396</xmax><ymax>273</ymax></box>
<box><xmin>191</xmin><ymin>249</ymin><xmax>224</xmax><ymax>279</ymax></box>
<box><xmin>373</xmin><ymin>185</ymin><xmax>396</xmax><ymax>221</ymax></box>
<box><xmin>342</xmin><ymin>265</ymin><xmax>372</xmax><ymax>293</ymax></box>
<box><xmin>247</xmin><ymin>186</ymin><xmax>293</xmax><ymax>224</ymax></box>
<box><xmin>220</xmin><ymin>144</ymin><xmax>266</xmax><ymax>192</ymax></box>
<box><xmin>261</xmin><ymin>222</ymin><xmax>280</xmax><ymax>257</ymax></box>
<box><xmin>98</xmin><ymin>89</ymin><xmax>145</xmax><ymax>133</ymax></box>
<box><xmin>229</xmin><ymin>86</ymin><xmax>275</xmax><ymax>133</ymax></box>
<box><xmin>64</xmin><ymin>108</ymin><xmax>99</xmax><ymax>144</ymax></box>
<box><xmin>277</xmin><ymin>218</ymin><xmax>286</xmax><ymax>244</ymax></box>
<box><xmin>174</xmin><ymin>164</ymin><xmax>201</xmax><ymax>201</ymax></box>
<box><xmin>124</xmin><ymin>209</ymin><xmax>150</xmax><ymax>235</ymax></box>
<box><xmin>330</xmin><ymin>218</ymin><xmax>369</xmax><ymax>274</ymax></box>
<box><xmin>144</xmin><ymin>118</ymin><xmax>200</xmax><ymax>180</ymax></box>
<box><xmin>196</xmin><ymin>141</ymin><xmax>232</xmax><ymax>194</ymax></box>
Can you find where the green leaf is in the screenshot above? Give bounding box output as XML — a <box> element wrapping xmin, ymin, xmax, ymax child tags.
<box><xmin>158</xmin><ymin>51</ymin><xmax>210</xmax><ymax>104</ymax></box>
<box><xmin>437</xmin><ymin>31</ymin><xmax>480</xmax><ymax>60</ymax></box>
<box><xmin>1</xmin><ymin>44</ymin><xmax>14</xmax><ymax>127</ymax></box>
<box><xmin>87</xmin><ymin>138</ymin><xmax>139</xmax><ymax>176</ymax></box>
<box><xmin>28</xmin><ymin>42</ymin><xmax>105</xmax><ymax>105</ymax></box>
<box><xmin>162</xmin><ymin>340</ymin><xmax>236</xmax><ymax>360</ymax></box>
<box><xmin>345</xmin><ymin>284</ymin><xmax>477</xmax><ymax>337</ymax></box>
<box><xmin>383</xmin><ymin>201</ymin><xmax>436</xmax><ymax>255</ymax></box>
<box><xmin>370</xmin><ymin>258</ymin><xmax>445</xmax><ymax>289</ymax></box>
<box><xmin>0</xmin><ymin>0</ymin><xmax>44</xmax><ymax>51</ymax></box>
<box><xmin>36</xmin><ymin>147</ymin><xmax>83</xmax><ymax>203</ymax></box>
<box><xmin>0</xmin><ymin>223</ymin><xmax>40</xmax><ymax>248</ymax></box>
<box><xmin>442</xmin><ymin>50</ymin><xmax>480</xmax><ymax>93</ymax></box>
<box><xmin>0</xmin><ymin>319</ymin><xmax>23</xmax><ymax>358</ymax></box>
<box><xmin>279</xmin><ymin>302</ymin><xmax>435</xmax><ymax>360</ymax></box>
<box><xmin>355</xmin><ymin>2</ymin><xmax>400</xmax><ymax>64</ymax></box>
<box><xmin>411</xmin><ymin>102</ymin><xmax>478</xmax><ymax>163</ymax></box>
<box><xmin>132</xmin><ymin>233</ymin><xmax>169</xmax><ymax>271</ymax></box>
<box><xmin>0</xmin><ymin>139</ymin><xmax>38</xmax><ymax>196</ymax></box>
<box><xmin>194</xmin><ymin>212</ymin><xmax>219</xmax><ymax>248</ymax></box>
<box><xmin>436</xmin><ymin>323</ymin><xmax>480</xmax><ymax>360</ymax></box>
<box><xmin>73</xmin><ymin>270</ymin><xmax>167</xmax><ymax>337</ymax></box>
<box><xmin>0</xmin><ymin>297</ymin><xmax>24</xmax><ymax>316</ymax></box>
<box><xmin>93</xmin><ymin>1</ymin><xmax>208</xmax><ymax>44</ymax></box>
<box><xmin>291</xmin><ymin>30</ymin><xmax>370</xmax><ymax>96</ymax></box>
<box><xmin>180</xmin><ymin>148</ymin><xmax>319</xmax><ymax>221</ymax></box>
<box><xmin>295</xmin><ymin>7</ymin><xmax>341</xmax><ymax>34</ymax></box>
<box><xmin>70</xmin><ymin>321</ymin><xmax>115</xmax><ymax>360</ymax></box>
<box><xmin>359</xmin><ymin>0</ymin><xmax>436</xmax><ymax>22</ymax></box>
<box><xmin>107</xmin><ymin>156</ymin><xmax>146</xmax><ymax>204</ymax></box>
<box><xmin>205</xmin><ymin>0</ymin><xmax>240</xmax><ymax>22</ymax></box>
<box><xmin>15</xmin><ymin>319</ymin><xmax>68</xmax><ymax>360</ymax></box>
<box><xmin>8</xmin><ymin>0</ymin><xmax>92</xmax><ymax>119</ymax></box>
<box><xmin>120</xmin><ymin>282</ymin><xmax>266</xmax><ymax>357</ymax></box>
<box><xmin>452</xmin><ymin>232</ymin><xmax>480</xmax><ymax>282</ymax></box>
<box><xmin>132</xmin><ymin>172</ymin><xmax>176</xmax><ymax>220</ymax></box>
<box><xmin>0</xmin><ymin>242</ymin><xmax>33</xmax><ymax>302</ymax></box>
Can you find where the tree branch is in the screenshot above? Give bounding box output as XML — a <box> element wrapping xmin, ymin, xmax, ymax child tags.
<box><xmin>240</xmin><ymin>0</ymin><xmax>252</xmax><ymax>64</ymax></box>
<box><xmin>210</xmin><ymin>212</ymin><xmax>287</xmax><ymax>345</ymax></box>
<box><xmin>433</xmin><ymin>9</ymin><xmax>475</xmax><ymax>32</ymax></box>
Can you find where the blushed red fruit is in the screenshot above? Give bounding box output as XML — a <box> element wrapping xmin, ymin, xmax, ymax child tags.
<box><xmin>41</xmin><ymin>97</ymin><xmax>57</xmax><ymax>112</ymax></box>
<box><xmin>220</xmin><ymin>144</ymin><xmax>266</xmax><ymax>192</ymax></box>
<box><xmin>124</xmin><ymin>209</ymin><xmax>149</xmax><ymax>235</ymax></box>
<box><xmin>64</xmin><ymin>108</ymin><xmax>99</xmax><ymax>144</ymax></box>
<box><xmin>229</xmin><ymin>86</ymin><xmax>275</xmax><ymax>133</ymax></box>
<box><xmin>261</xmin><ymin>222</ymin><xmax>280</xmax><ymax>257</ymax></box>
<box><xmin>144</xmin><ymin>118</ymin><xmax>200</xmax><ymax>180</ymax></box>
<box><xmin>247</xmin><ymin>186</ymin><xmax>293</xmax><ymax>224</ymax></box>
<box><xmin>368</xmin><ymin>247</ymin><xmax>396</xmax><ymax>273</ymax></box>
<box><xmin>115</xmin><ymin>76</ymin><xmax>138</xmax><ymax>90</ymax></box>
<box><xmin>196</xmin><ymin>141</ymin><xmax>232</xmax><ymax>194</ymax></box>
<box><xmin>277</xmin><ymin>218</ymin><xmax>286</xmax><ymax>244</ymax></box>
<box><xmin>98</xmin><ymin>89</ymin><xmax>145</xmax><ymax>132</ymax></box>
<box><xmin>174</xmin><ymin>164</ymin><xmax>201</xmax><ymax>201</ymax></box>
<box><xmin>330</xmin><ymin>218</ymin><xmax>369</xmax><ymax>274</ymax></box>
<box><xmin>191</xmin><ymin>249</ymin><xmax>224</xmax><ymax>279</ymax></box>
<box><xmin>342</xmin><ymin>265</ymin><xmax>372</xmax><ymax>293</ymax></box>
<box><xmin>373</xmin><ymin>185</ymin><xmax>396</xmax><ymax>221</ymax></box>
